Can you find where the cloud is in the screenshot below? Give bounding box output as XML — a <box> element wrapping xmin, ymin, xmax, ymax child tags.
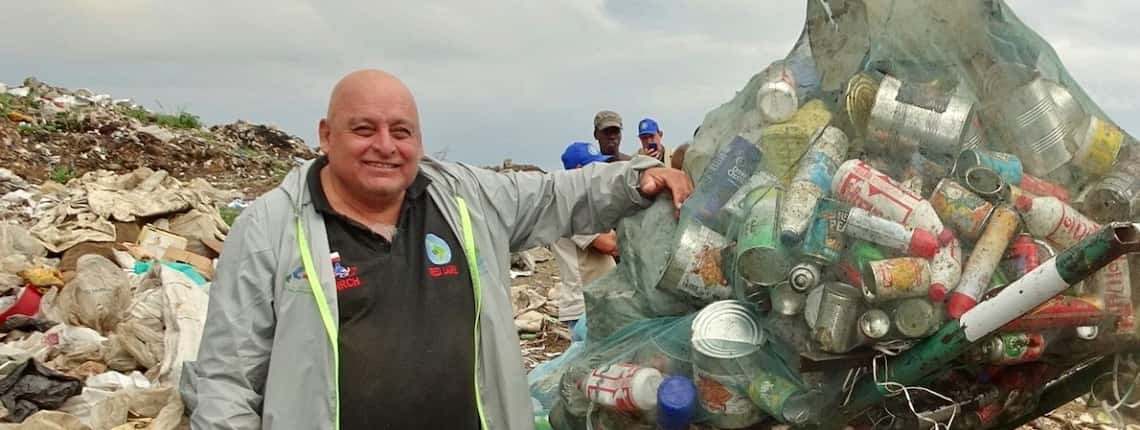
<box><xmin>1</xmin><ymin>1</ymin><xmax>1135</xmax><ymax>170</ymax></box>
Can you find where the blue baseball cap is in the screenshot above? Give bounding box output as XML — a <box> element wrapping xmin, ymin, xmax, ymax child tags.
<box><xmin>561</xmin><ymin>142</ymin><xmax>612</xmax><ymax>169</ymax></box>
<box><xmin>638</xmin><ymin>118</ymin><xmax>661</xmax><ymax>136</ymax></box>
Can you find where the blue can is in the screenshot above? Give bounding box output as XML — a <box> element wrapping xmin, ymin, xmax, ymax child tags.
<box><xmin>800</xmin><ymin>198</ymin><xmax>846</xmax><ymax>264</ymax></box>
<box><xmin>955</xmin><ymin>148</ymin><xmax>1024</xmax><ymax>186</ymax></box>
<box><xmin>682</xmin><ymin>135</ymin><xmax>764</xmax><ymax>232</ymax></box>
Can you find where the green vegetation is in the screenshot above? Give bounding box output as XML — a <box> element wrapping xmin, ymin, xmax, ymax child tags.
<box><xmin>218</xmin><ymin>207</ymin><xmax>242</xmax><ymax>226</ymax></box>
<box><xmin>119</xmin><ymin>105</ymin><xmax>202</xmax><ymax>130</ymax></box>
<box><xmin>49</xmin><ymin>165</ymin><xmax>77</xmax><ymax>184</ymax></box>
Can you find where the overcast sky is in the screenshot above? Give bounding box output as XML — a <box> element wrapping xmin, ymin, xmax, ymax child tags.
<box><xmin>2</xmin><ymin>1</ymin><xmax>1137</xmax><ymax>171</ymax></box>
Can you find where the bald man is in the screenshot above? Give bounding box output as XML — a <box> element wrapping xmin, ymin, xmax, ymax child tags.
<box><xmin>180</xmin><ymin>70</ymin><xmax>693</xmax><ymax>430</ymax></box>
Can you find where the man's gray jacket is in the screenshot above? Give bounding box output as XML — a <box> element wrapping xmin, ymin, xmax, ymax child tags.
<box><xmin>180</xmin><ymin>155</ymin><xmax>662</xmax><ymax>429</ymax></box>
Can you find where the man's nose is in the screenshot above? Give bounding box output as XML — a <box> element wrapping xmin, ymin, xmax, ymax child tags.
<box><xmin>371</xmin><ymin>130</ymin><xmax>397</xmax><ymax>154</ymax></box>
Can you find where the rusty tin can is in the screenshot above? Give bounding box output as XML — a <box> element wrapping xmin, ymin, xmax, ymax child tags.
<box><xmin>930</xmin><ymin>178</ymin><xmax>996</xmax><ymax>242</ymax></box>
<box><xmin>1071</xmin><ymin>115</ymin><xmax>1125</xmax><ymax>177</ymax></box>
<box><xmin>691</xmin><ymin>301</ymin><xmax>765</xmax><ymax>428</ymax></box>
<box><xmin>813</xmin><ymin>282</ymin><xmax>865</xmax><ymax>353</ymax></box>
<box><xmin>866</xmin><ymin>75</ymin><xmax>975</xmax><ymax>158</ymax></box>
<box><xmin>662</xmin><ymin>223</ymin><xmax>730</xmax><ymax>302</ymax></box>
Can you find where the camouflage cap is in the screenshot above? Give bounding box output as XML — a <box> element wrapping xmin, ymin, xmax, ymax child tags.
<box><xmin>594</xmin><ymin>110</ymin><xmax>622</xmax><ymax>131</ymax></box>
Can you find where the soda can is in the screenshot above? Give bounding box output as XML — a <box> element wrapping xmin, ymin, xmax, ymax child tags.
<box><xmin>779</xmin><ymin>126</ymin><xmax>849</xmax><ymax>245</ymax></box>
<box><xmin>1019</xmin><ymin>172</ymin><xmax>1070</xmax><ymax>202</ymax></box>
<box><xmin>962</xmin><ymin>166</ymin><xmax>1010</xmax><ymax>203</ymax></box>
<box><xmin>859</xmin><ymin>309</ymin><xmax>892</xmax><ymax>340</ymax></box>
<box><xmin>756</xmin><ymin>60</ymin><xmax>799</xmax><ymax>125</ymax></box>
<box><xmin>691</xmin><ymin>301</ymin><xmax>765</xmax><ymax>429</ymax></box>
<box><xmin>1003</xmin><ymin>234</ymin><xmax>1052</xmax><ymax>279</ymax></box>
<box><xmin>582</xmin><ymin>363</ymin><xmax>665</xmax><ymax>413</ymax></box>
<box><xmin>834</xmin><ymin>206</ymin><xmax>939</xmax><ymax>258</ymax></box>
<box><xmin>1089</xmin><ymin>257</ymin><xmax>1133</xmax><ymax>333</ymax></box>
<box><xmin>1071</xmin><ymin>115</ymin><xmax>1124</xmax><ymax>177</ymax></box>
<box><xmin>947</xmin><ymin>205</ymin><xmax>1020</xmax><ymax>318</ymax></box>
<box><xmin>970</xmin><ymin>333</ymin><xmax>1047</xmax><ymax>365</ymax></box>
<box><xmin>954</xmin><ymin>148</ymin><xmax>1024</xmax><ymax>186</ymax></box>
<box><xmin>832</xmin><ymin>159</ymin><xmax>946</xmax><ymax>238</ymax></box>
<box><xmin>800</xmin><ymin>198</ymin><xmax>847</xmax><ymax>265</ymax></box>
<box><xmin>838</xmin><ymin>240</ymin><xmax>887</xmax><ymax>288</ymax></box>
<box><xmin>661</xmin><ymin>223</ymin><xmax>730</xmax><ymax>303</ymax></box>
<box><xmin>771</xmin><ymin>283</ymin><xmax>806</xmax><ymax>316</ymax></box>
<box><xmin>1000</xmin><ymin>295</ymin><xmax>1108</xmax><ymax>332</ymax></box>
<box><xmin>1083</xmin><ymin>170</ymin><xmax>1138</xmax><ymax>224</ymax></box>
<box><xmin>844</xmin><ymin>72</ymin><xmax>879</xmax><ymax>137</ymax></box>
<box><xmin>893</xmin><ymin>298</ymin><xmax>943</xmax><ymax>339</ymax></box>
<box><xmin>984</xmin><ymin>74</ymin><xmax>1075</xmax><ymax>177</ymax></box>
<box><xmin>930</xmin><ymin>178</ymin><xmax>995</xmax><ymax>242</ymax></box>
<box><xmin>866</xmin><ymin>75</ymin><xmax>975</xmax><ymax>159</ymax></box>
<box><xmin>683</xmin><ymin>135</ymin><xmax>763</xmax><ymax>231</ymax></box>
<box><xmin>788</xmin><ymin>263</ymin><xmax>822</xmax><ymax>293</ymax></box>
<box><xmin>813</xmin><ymin>282</ymin><xmax>866</xmax><ymax>353</ymax></box>
<box><xmin>735</xmin><ymin>190</ymin><xmax>792</xmax><ymax>287</ymax></box>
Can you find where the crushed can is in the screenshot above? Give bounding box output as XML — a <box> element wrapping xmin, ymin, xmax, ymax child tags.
<box><xmin>691</xmin><ymin>301</ymin><xmax>766</xmax><ymax>429</ymax></box>
<box><xmin>661</xmin><ymin>223</ymin><xmax>730</xmax><ymax>303</ymax></box>
<box><xmin>930</xmin><ymin>178</ymin><xmax>995</xmax><ymax>242</ymax></box>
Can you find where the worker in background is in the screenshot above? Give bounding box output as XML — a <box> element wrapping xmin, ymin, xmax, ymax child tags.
<box><xmin>636</xmin><ymin>118</ymin><xmax>672</xmax><ymax>167</ymax></box>
<box><xmin>594</xmin><ymin>110</ymin><xmax>631</xmax><ymax>161</ymax></box>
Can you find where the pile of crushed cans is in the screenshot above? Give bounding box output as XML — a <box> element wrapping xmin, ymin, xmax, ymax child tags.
<box><xmin>533</xmin><ymin>7</ymin><xmax>1140</xmax><ymax>430</ymax></box>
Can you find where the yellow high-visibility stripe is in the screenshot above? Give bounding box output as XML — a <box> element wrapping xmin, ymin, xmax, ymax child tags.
<box><xmin>296</xmin><ymin>218</ymin><xmax>340</xmax><ymax>430</ymax></box>
<box><xmin>456</xmin><ymin>197</ymin><xmax>489</xmax><ymax>430</ymax></box>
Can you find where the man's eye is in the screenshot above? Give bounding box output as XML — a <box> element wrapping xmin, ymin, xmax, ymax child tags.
<box><xmin>353</xmin><ymin>127</ymin><xmax>375</xmax><ymax>136</ymax></box>
<box><xmin>392</xmin><ymin>129</ymin><xmax>411</xmax><ymax>139</ymax></box>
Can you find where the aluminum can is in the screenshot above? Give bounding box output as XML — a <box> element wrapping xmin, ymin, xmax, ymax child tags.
<box><xmin>859</xmin><ymin>309</ymin><xmax>892</xmax><ymax>340</ymax></box>
<box><xmin>838</xmin><ymin>240</ymin><xmax>887</xmax><ymax>288</ymax></box>
<box><xmin>1019</xmin><ymin>173</ymin><xmax>1070</xmax><ymax>202</ymax></box>
<box><xmin>863</xmin><ymin>257</ymin><xmax>932</xmax><ymax>303</ymax></box>
<box><xmin>735</xmin><ymin>191</ymin><xmax>791</xmax><ymax>287</ymax></box>
<box><xmin>985</xmin><ymin>75</ymin><xmax>1075</xmax><ymax>176</ymax></box>
<box><xmin>961</xmin><ymin>166</ymin><xmax>1009</xmax><ymax>203</ymax></box>
<box><xmin>788</xmin><ymin>263</ymin><xmax>822</xmax><ymax>293</ymax></box>
<box><xmin>813</xmin><ymin>282</ymin><xmax>866</xmax><ymax>353</ymax></box>
<box><xmin>1083</xmin><ymin>170</ymin><xmax>1138</xmax><ymax>224</ymax></box>
<box><xmin>747</xmin><ymin>368</ymin><xmax>813</xmax><ymax>425</ymax></box>
<box><xmin>1071</xmin><ymin>115</ymin><xmax>1124</xmax><ymax>177</ymax></box>
<box><xmin>779</xmin><ymin>126</ymin><xmax>849</xmax><ymax>244</ymax></box>
<box><xmin>1016</xmin><ymin>195</ymin><xmax>1099</xmax><ymax>248</ymax></box>
<box><xmin>893</xmin><ymin>298</ymin><xmax>943</xmax><ymax>339</ymax></box>
<box><xmin>948</xmin><ymin>205</ymin><xmax>1020</xmax><ymax>318</ymax></box>
<box><xmin>1000</xmin><ymin>295</ymin><xmax>1108</xmax><ymax>332</ymax></box>
<box><xmin>683</xmin><ymin>135</ymin><xmax>763</xmax><ymax>231</ymax></box>
<box><xmin>756</xmin><ymin>60</ymin><xmax>799</xmax><ymax>125</ymax></box>
<box><xmin>582</xmin><ymin>363</ymin><xmax>664</xmax><ymax>413</ymax></box>
<box><xmin>930</xmin><ymin>178</ymin><xmax>995</xmax><ymax>242</ymax></box>
<box><xmin>661</xmin><ymin>223</ymin><xmax>730</xmax><ymax>303</ymax></box>
<box><xmin>1089</xmin><ymin>256</ymin><xmax>1133</xmax><ymax>333</ymax></box>
<box><xmin>971</xmin><ymin>333</ymin><xmax>1047</xmax><ymax>365</ymax></box>
<box><xmin>800</xmin><ymin>198</ymin><xmax>846</xmax><ymax>265</ymax></box>
<box><xmin>771</xmin><ymin>283</ymin><xmax>806</xmax><ymax>316</ymax></box>
<box><xmin>1003</xmin><ymin>234</ymin><xmax>1050</xmax><ymax>279</ymax></box>
<box><xmin>832</xmin><ymin>159</ymin><xmax>946</xmax><ymax>237</ymax></box>
<box><xmin>691</xmin><ymin>301</ymin><xmax>765</xmax><ymax>428</ymax></box>
<box><xmin>834</xmin><ymin>206</ymin><xmax>939</xmax><ymax>258</ymax></box>
<box><xmin>954</xmin><ymin>148</ymin><xmax>1024</xmax><ymax>186</ymax></box>
<box><xmin>866</xmin><ymin>75</ymin><xmax>975</xmax><ymax>158</ymax></box>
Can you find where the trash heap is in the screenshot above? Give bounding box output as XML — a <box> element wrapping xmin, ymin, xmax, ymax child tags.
<box><xmin>0</xmin><ymin>77</ymin><xmax>317</xmax><ymax>196</ymax></box>
<box><xmin>529</xmin><ymin>1</ymin><xmax>1140</xmax><ymax>429</ymax></box>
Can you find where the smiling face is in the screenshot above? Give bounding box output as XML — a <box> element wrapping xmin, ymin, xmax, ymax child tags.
<box><xmin>319</xmin><ymin>70</ymin><xmax>424</xmax><ymax>204</ymax></box>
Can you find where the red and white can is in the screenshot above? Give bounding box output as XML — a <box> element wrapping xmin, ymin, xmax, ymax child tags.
<box><xmin>832</xmin><ymin>159</ymin><xmax>948</xmax><ymax>242</ymax></box>
<box><xmin>582</xmin><ymin>363</ymin><xmax>665</xmax><ymax>413</ymax></box>
<box><xmin>1000</xmin><ymin>295</ymin><xmax>1108</xmax><ymax>332</ymax></box>
<box><xmin>1090</xmin><ymin>257</ymin><xmax>1134</xmax><ymax>333</ymax></box>
<box><xmin>1016</xmin><ymin>195</ymin><xmax>1099</xmax><ymax>248</ymax></box>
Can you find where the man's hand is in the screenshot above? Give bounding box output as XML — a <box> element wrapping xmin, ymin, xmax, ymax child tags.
<box><xmin>639</xmin><ymin>167</ymin><xmax>694</xmax><ymax>216</ymax></box>
<box><xmin>591</xmin><ymin>231</ymin><xmax>619</xmax><ymax>257</ymax></box>
<box><xmin>643</xmin><ymin>146</ymin><xmax>662</xmax><ymax>161</ymax></box>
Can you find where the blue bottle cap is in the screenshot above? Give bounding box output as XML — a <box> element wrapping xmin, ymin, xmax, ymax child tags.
<box><xmin>656</xmin><ymin>376</ymin><xmax>697</xmax><ymax>430</ymax></box>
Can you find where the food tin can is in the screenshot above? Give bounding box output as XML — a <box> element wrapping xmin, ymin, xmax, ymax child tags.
<box><xmin>930</xmin><ymin>178</ymin><xmax>995</xmax><ymax>242</ymax></box>
<box><xmin>1071</xmin><ymin>115</ymin><xmax>1124</xmax><ymax>177</ymax></box>
<box><xmin>661</xmin><ymin>223</ymin><xmax>730</xmax><ymax>302</ymax></box>
<box><xmin>838</xmin><ymin>240</ymin><xmax>888</xmax><ymax>289</ymax></box>
<box><xmin>862</xmin><ymin>257</ymin><xmax>932</xmax><ymax>303</ymax></box>
<box><xmin>736</xmin><ymin>191</ymin><xmax>791</xmax><ymax>287</ymax></box>
<box><xmin>813</xmin><ymin>282</ymin><xmax>866</xmax><ymax>353</ymax></box>
<box><xmin>954</xmin><ymin>148</ymin><xmax>1023</xmax><ymax>186</ymax></box>
<box><xmin>985</xmin><ymin>74</ymin><xmax>1075</xmax><ymax>177</ymax></box>
<box><xmin>866</xmin><ymin>75</ymin><xmax>975</xmax><ymax>158</ymax></box>
<box><xmin>691</xmin><ymin>301</ymin><xmax>766</xmax><ymax>429</ymax></box>
<box><xmin>844</xmin><ymin>72</ymin><xmax>879</xmax><ymax>137</ymax></box>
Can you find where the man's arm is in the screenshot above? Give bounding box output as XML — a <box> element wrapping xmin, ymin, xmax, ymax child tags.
<box><xmin>182</xmin><ymin>202</ymin><xmax>277</xmax><ymax>429</ymax></box>
<box><xmin>572</xmin><ymin>232</ymin><xmax>618</xmax><ymax>257</ymax></box>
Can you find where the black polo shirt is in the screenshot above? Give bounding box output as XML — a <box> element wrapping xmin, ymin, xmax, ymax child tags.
<box><xmin>307</xmin><ymin>156</ymin><xmax>478</xmax><ymax>430</ymax></box>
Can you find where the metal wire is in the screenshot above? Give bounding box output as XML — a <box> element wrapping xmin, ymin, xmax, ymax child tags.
<box><xmin>871</xmin><ymin>354</ymin><xmax>959</xmax><ymax>430</ymax></box>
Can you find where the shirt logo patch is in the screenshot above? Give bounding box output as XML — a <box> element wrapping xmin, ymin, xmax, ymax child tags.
<box><xmin>331</xmin><ymin>252</ymin><xmax>362</xmax><ymax>292</ymax></box>
<box><xmin>425</xmin><ymin>233</ymin><xmax>452</xmax><ymax>265</ymax></box>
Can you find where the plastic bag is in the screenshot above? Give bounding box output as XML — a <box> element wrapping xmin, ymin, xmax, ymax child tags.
<box><xmin>53</xmin><ymin>255</ymin><xmax>131</xmax><ymax>334</ymax></box>
<box><xmin>0</xmin><ymin>360</ymin><xmax>83</xmax><ymax>423</ymax></box>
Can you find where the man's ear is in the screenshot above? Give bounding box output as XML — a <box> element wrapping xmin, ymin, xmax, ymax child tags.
<box><xmin>318</xmin><ymin>118</ymin><xmax>332</xmax><ymax>154</ymax></box>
